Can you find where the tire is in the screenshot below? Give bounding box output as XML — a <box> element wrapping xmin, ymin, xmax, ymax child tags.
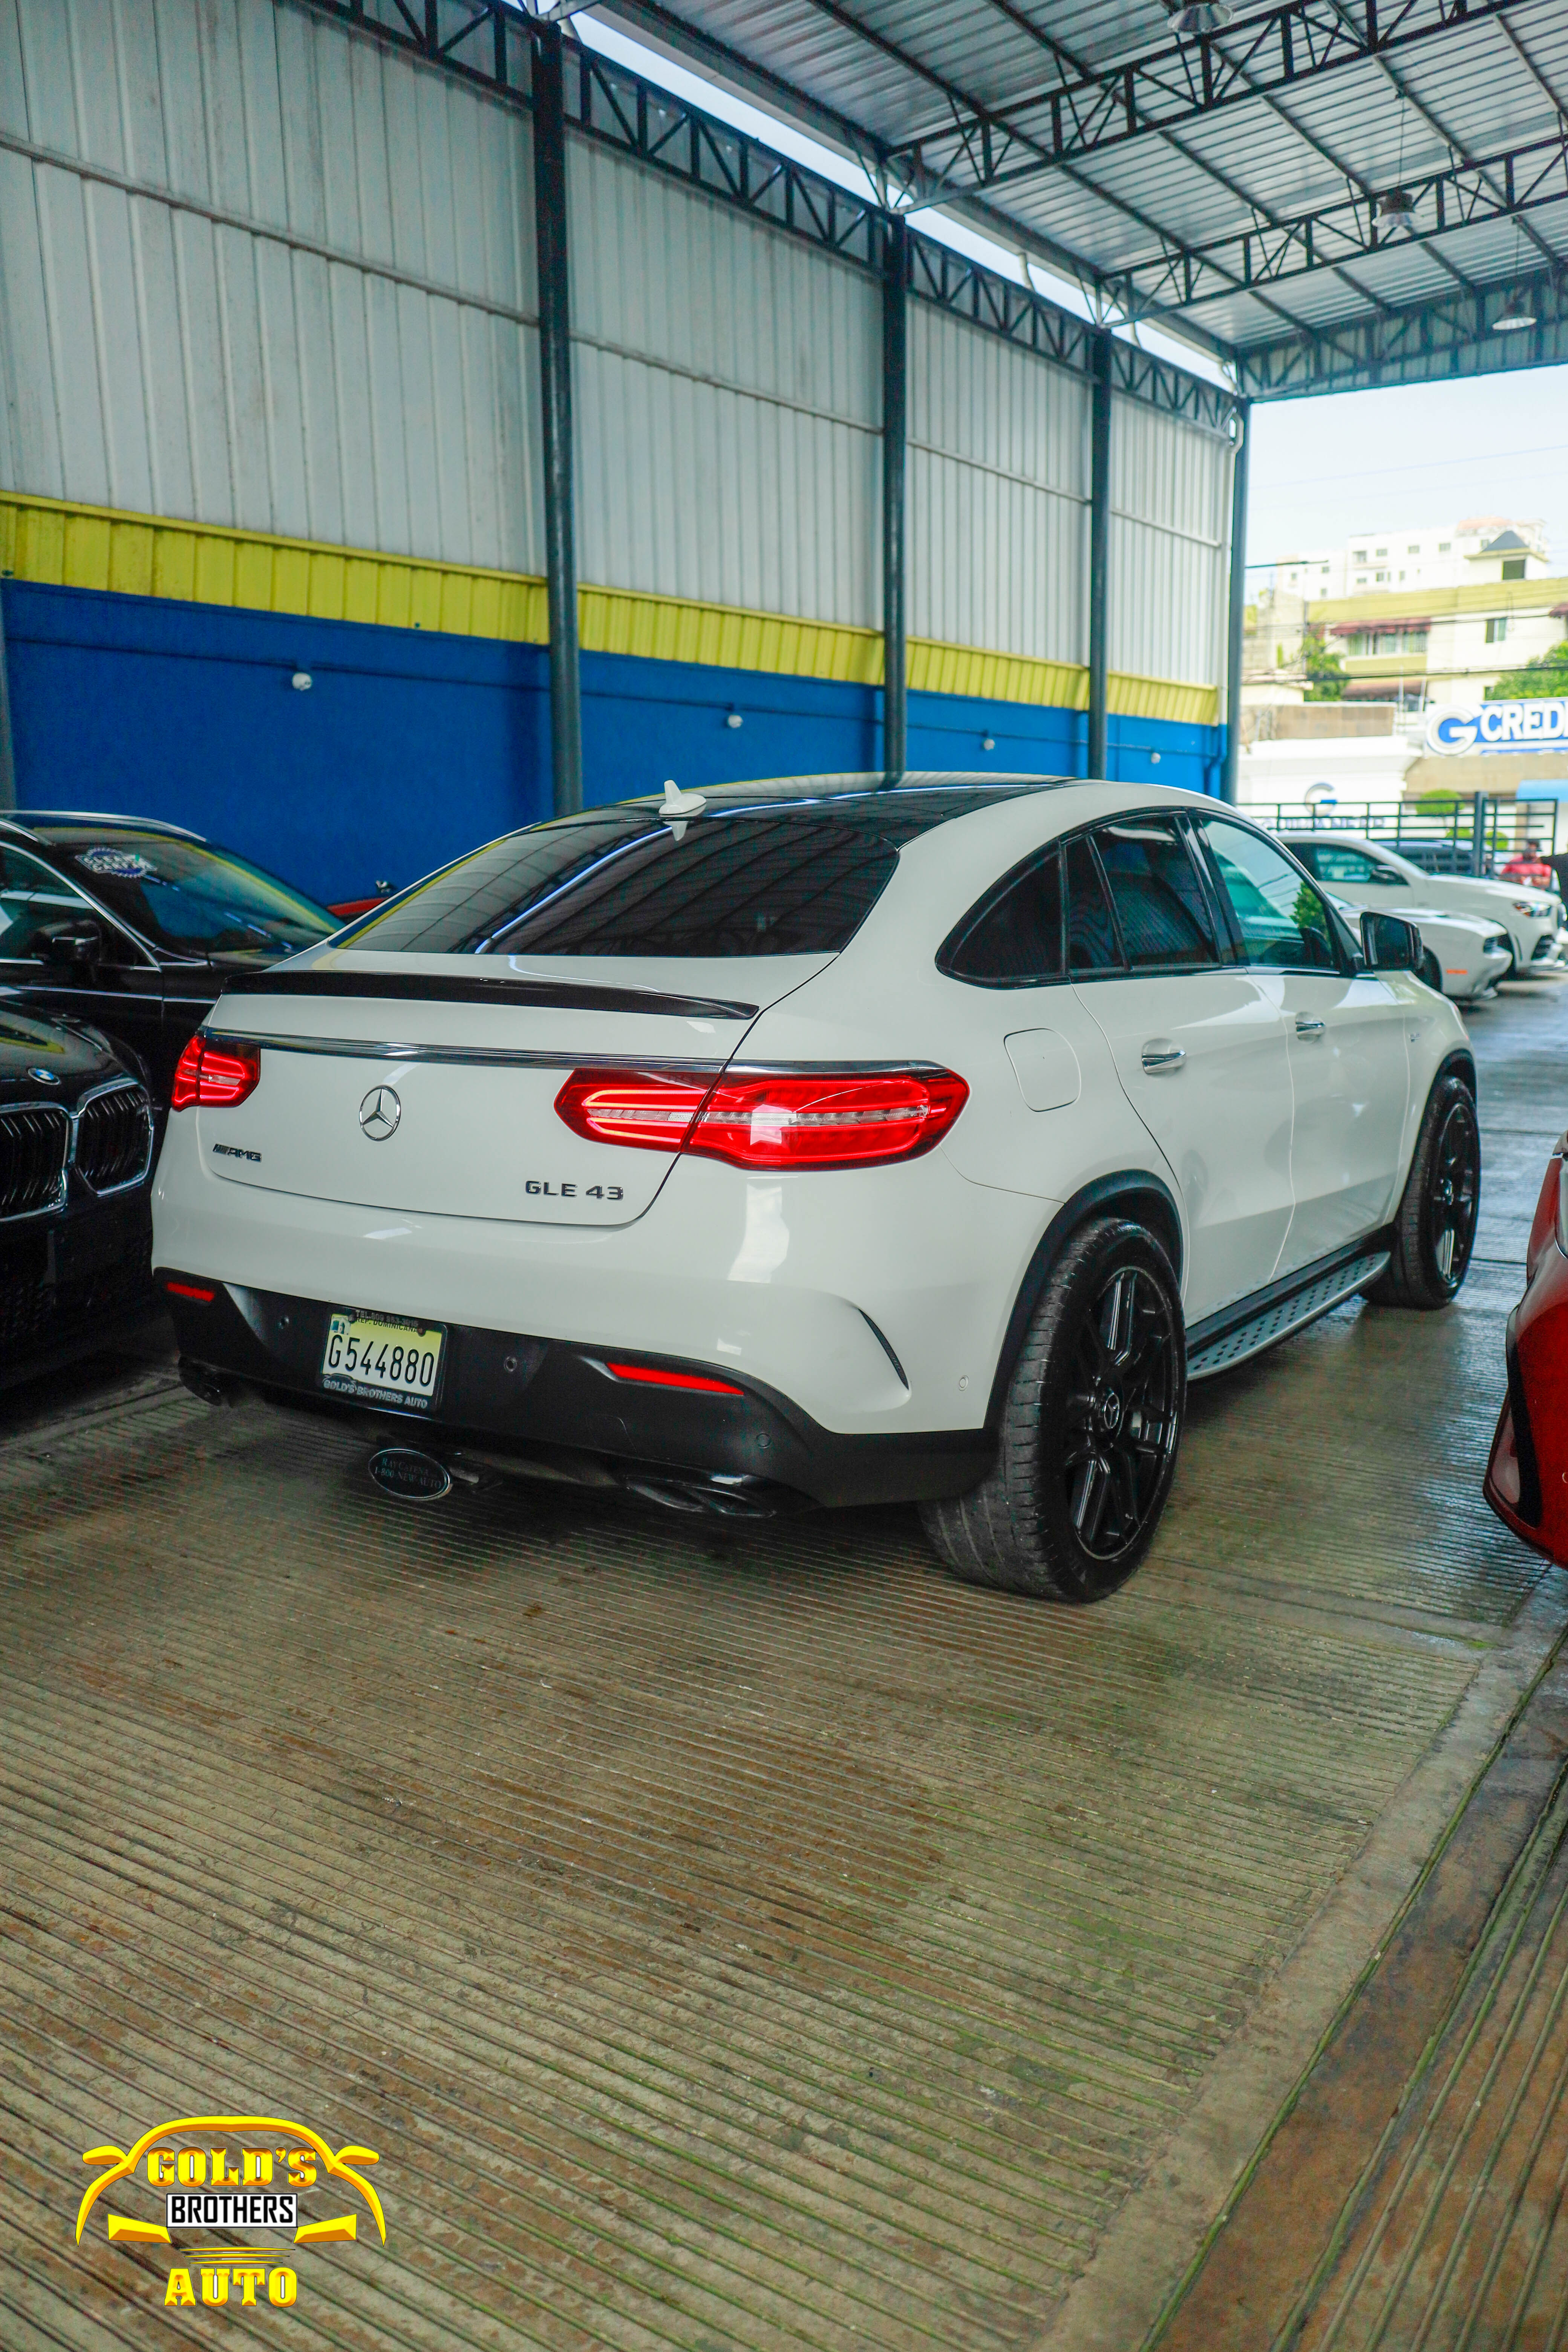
<box><xmin>920</xmin><ymin>1217</ymin><xmax>1185</xmax><ymax>1602</ymax></box>
<box><xmin>1364</xmin><ymin>1073</ymin><xmax>1481</xmax><ymax>1310</ymax></box>
<box><xmin>1419</xmin><ymin>946</ymin><xmax>1444</xmax><ymax>995</ymax></box>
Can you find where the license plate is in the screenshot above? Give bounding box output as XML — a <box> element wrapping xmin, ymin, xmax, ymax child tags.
<box><xmin>320</xmin><ymin>1310</ymin><xmax>445</xmax><ymax>1408</ymax></box>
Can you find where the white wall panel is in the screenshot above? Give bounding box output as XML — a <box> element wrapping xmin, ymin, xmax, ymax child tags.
<box><xmin>0</xmin><ymin>0</ymin><xmax>542</xmax><ymax>573</ymax></box>
<box><xmin>907</xmin><ymin>302</ymin><xmax>1089</xmax><ymax>661</ymax></box>
<box><xmin>569</xmin><ymin>136</ymin><xmax>879</xmax><ymax>623</ymax></box>
<box><xmin>1109</xmin><ymin>395</ymin><xmax>1231</xmax><ymax>687</ymax></box>
<box><xmin>0</xmin><ymin>0</ymin><xmax>1231</xmax><ymax>689</ymax></box>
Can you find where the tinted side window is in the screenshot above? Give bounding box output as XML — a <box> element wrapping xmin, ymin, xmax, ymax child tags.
<box><xmin>0</xmin><ymin>845</ymin><xmax>100</xmax><ymax>962</ymax></box>
<box><xmin>1202</xmin><ymin>819</ymin><xmax>1339</xmax><ymax>972</ymax></box>
<box><xmin>1309</xmin><ymin>846</ymin><xmax>1382</xmax><ymax>885</ymax></box>
<box><xmin>1066</xmin><ymin>836</ymin><xmax>1125</xmax><ymax>976</ymax></box>
<box><xmin>1093</xmin><ymin>818</ymin><xmax>1219</xmax><ymax>971</ymax></box>
<box><xmin>940</xmin><ymin>850</ymin><xmax>1063</xmax><ymax>986</ymax></box>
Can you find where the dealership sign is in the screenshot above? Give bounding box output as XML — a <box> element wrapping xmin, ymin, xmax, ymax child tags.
<box><xmin>1426</xmin><ymin>698</ymin><xmax>1568</xmax><ymax>753</ymax></box>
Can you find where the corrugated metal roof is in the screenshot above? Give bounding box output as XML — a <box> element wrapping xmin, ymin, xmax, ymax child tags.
<box><xmin>611</xmin><ymin>0</ymin><xmax>1568</xmax><ymax>372</ymax></box>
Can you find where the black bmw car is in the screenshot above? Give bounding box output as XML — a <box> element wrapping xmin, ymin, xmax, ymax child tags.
<box><xmin>1</xmin><ymin>1007</ymin><xmax>158</xmax><ymax>1384</ymax></box>
<box><xmin>0</xmin><ymin>812</ymin><xmax>338</xmax><ymax>1106</ymax></box>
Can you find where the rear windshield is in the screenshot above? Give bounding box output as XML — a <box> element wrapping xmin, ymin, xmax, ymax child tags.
<box><xmin>45</xmin><ymin>833</ymin><xmax>335</xmax><ymax>956</ymax></box>
<box><xmin>346</xmin><ymin>798</ymin><xmax>1018</xmax><ymax>958</ymax></box>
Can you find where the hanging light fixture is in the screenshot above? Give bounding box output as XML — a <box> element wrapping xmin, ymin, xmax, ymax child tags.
<box><xmin>1377</xmin><ymin>187</ymin><xmax>1416</xmax><ymax>224</ymax></box>
<box><xmin>1494</xmin><ymin>287</ymin><xmax>1538</xmax><ymax>332</ymax></box>
<box><xmin>1166</xmin><ymin>2</ymin><xmax>1233</xmax><ymax>31</ymax></box>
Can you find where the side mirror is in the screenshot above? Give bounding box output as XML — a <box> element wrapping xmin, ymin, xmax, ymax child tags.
<box><xmin>39</xmin><ymin>918</ymin><xmax>106</xmax><ymax>969</ymax></box>
<box><xmin>1360</xmin><ymin>909</ymin><xmax>1422</xmax><ymax>974</ymax></box>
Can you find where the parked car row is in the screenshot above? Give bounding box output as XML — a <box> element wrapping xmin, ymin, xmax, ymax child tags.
<box><xmin>5</xmin><ymin>781</ymin><xmax>1558</xmax><ymax>1610</ymax></box>
<box><xmin>1282</xmin><ymin>831</ymin><xmax>1565</xmax><ymax>997</ymax></box>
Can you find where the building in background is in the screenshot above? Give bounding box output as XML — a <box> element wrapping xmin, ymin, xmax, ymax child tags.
<box><xmin>1274</xmin><ymin>518</ymin><xmax>1550</xmax><ymax>603</ymax></box>
<box><xmin>1240</xmin><ymin>587</ymin><xmax>1309</xmax><ymax>713</ymax></box>
<box><xmin>1314</xmin><ymin>570</ymin><xmax>1568</xmax><ymax>709</ymax></box>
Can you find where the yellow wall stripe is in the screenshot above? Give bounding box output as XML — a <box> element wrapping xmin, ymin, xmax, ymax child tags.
<box><xmin>0</xmin><ymin>489</ymin><xmax>1218</xmax><ymax>727</ymax></box>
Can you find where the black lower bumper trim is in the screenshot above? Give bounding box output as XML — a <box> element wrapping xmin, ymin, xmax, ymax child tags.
<box><xmin>156</xmin><ymin>1272</ymin><xmax>992</xmax><ymax>1511</ymax></box>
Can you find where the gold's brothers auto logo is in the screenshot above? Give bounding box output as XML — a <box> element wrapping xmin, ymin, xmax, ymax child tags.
<box><xmin>77</xmin><ymin>2114</ymin><xmax>385</xmax><ymax>2312</ymax></box>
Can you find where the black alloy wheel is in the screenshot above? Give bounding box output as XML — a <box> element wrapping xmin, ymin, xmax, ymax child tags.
<box><xmin>1061</xmin><ymin>1260</ymin><xmax>1182</xmax><ymax>1566</ymax></box>
<box><xmin>1423</xmin><ymin>1088</ymin><xmax>1481</xmax><ymax>1292</ymax></box>
<box><xmin>1366</xmin><ymin>1072</ymin><xmax>1481</xmax><ymax>1311</ymax></box>
<box><xmin>920</xmin><ymin>1217</ymin><xmax>1186</xmax><ymax>1602</ymax></box>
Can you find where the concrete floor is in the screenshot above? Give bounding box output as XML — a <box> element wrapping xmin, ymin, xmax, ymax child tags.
<box><xmin>1</xmin><ymin>980</ymin><xmax>1564</xmax><ymax>2352</ymax></box>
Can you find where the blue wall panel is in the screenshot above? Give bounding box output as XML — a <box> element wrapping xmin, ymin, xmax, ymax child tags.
<box><xmin>3</xmin><ymin>580</ymin><xmax>1222</xmax><ymax>904</ymax></box>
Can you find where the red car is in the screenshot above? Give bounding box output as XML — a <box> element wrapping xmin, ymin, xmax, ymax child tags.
<box><xmin>1485</xmin><ymin>1135</ymin><xmax>1568</xmax><ymax>1562</ymax></box>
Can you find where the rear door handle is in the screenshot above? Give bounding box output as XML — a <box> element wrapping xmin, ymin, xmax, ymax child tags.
<box><xmin>1295</xmin><ymin>1017</ymin><xmax>1326</xmax><ymax>1037</ymax></box>
<box><xmin>1141</xmin><ymin>1043</ymin><xmax>1185</xmax><ymax>1071</ymax></box>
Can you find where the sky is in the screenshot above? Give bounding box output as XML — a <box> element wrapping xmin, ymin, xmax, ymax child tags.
<box><xmin>576</xmin><ymin>9</ymin><xmax>1563</xmax><ymax>580</ymax></box>
<box><xmin>1247</xmin><ymin>374</ymin><xmax>1568</xmax><ymax>576</ymax></box>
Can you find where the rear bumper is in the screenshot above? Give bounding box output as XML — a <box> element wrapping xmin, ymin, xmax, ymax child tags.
<box><xmin>158</xmin><ymin>1273</ymin><xmax>994</xmax><ymax>1510</ymax></box>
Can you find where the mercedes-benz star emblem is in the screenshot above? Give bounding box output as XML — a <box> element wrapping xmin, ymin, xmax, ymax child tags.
<box><xmin>359</xmin><ymin>1084</ymin><xmax>402</xmax><ymax>1141</ymax></box>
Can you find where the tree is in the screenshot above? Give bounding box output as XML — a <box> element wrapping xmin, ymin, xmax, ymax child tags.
<box><xmin>1485</xmin><ymin>639</ymin><xmax>1568</xmax><ymax>699</ymax></box>
<box><xmin>1303</xmin><ymin>627</ymin><xmax>1346</xmax><ymax>702</ymax></box>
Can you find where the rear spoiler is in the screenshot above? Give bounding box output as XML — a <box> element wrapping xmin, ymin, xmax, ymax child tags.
<box><xmin>217</xmin><ymin>967</ymin><xmax>760</xmax><ymax>1021</ymax></box>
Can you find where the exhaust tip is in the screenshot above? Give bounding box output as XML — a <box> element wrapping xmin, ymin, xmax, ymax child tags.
<box><xmin>368</xmin><ymin>1446</ymin><xmax>452</xmax><ymax>1503</ymax></box>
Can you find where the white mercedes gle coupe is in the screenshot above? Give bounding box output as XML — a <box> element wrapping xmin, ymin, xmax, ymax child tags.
<box><xmin>153</xmin><ymin>776</ymin><xmax>1479</xmax><ymax>1602</ymax></box>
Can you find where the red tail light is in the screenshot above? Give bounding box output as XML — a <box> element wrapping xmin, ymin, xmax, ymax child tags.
<box><xmin>555</xmin><ymin>1065</ymin><xmax>967</xmax><ymax>1170</ymax></box>
<box><xmin>170</xmin><ymin>1035</ymin><xmax>261</xmax><ymax>1111</ymax></box>
<box><xmin>554</xmin><ymin>1070</ymin><xmax>712</xmax><ymax>1152</ymax></box>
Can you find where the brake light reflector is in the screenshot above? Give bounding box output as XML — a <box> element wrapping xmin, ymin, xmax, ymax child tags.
<box><xmin>554</xmin><ymin>1069</ymin><xmax>710</xmax><ymax>1152</ymax></box>
<box><xmin>604</xmin><ymin>1360</ymin><xmax>744</xmax><ymax>1395</ymax></box>
<box><xmin>170</xmin><ymin>1035</ymin><xmax>261</xmax><ymax>1111</ymax></box>
<box><xmin>555</xmin><ymin>1064</ymin><xmax>968</xmax><ymax>1170</ymax></box>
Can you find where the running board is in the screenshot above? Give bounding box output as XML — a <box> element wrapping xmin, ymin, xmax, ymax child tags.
<box><xmin>1187</xmin><ymin>1248</ymin><xmax>1391</xmax><ymax>1382</ymax></box>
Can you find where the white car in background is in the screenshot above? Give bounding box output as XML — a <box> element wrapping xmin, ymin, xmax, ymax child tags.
<box><xmin>1281</xmin><ymin>832</ymin><xmax>1565</xmax><ymax>978</ymax></box>
<box><xmin>1318</xmin><ymin>892</ymin><xmax>1511</xmax><ymax>1003</ymax></box>
<box><xmin>153</xmin><ymin>777</ymin><xmax>1479</xmax><ymax>1605</ymax></box>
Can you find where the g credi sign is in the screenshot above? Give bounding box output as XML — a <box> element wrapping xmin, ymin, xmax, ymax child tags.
<box><xmin>1426</xmin><ymin>698</ymin><xmax>1568</xmax><ymax>753</ymax></box>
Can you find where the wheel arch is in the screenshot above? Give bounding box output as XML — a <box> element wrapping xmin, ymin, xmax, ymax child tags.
<box><xmin>1436</xmin><ymin>1045</ymin><xmax>1477</xmax><ymax>1099</ymax></box>
<box><xmin>983</xmin><ymin>1171</ymin><xmax>1184</xmax><ymax>1433</ymax></box>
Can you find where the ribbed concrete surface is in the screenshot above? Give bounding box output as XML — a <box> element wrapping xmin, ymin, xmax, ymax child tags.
<box><xmin>1292</xmin><ymin>1749</ymin><xmax>1568</xmax><ymax>2351</ymax></box>
<box><xmin>0</xmin><ymin>989</ymin><xmax>1559</xmax><ymax>2350</ymax></box>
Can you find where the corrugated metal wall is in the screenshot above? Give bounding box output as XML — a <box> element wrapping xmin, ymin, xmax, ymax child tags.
<box><xmin>571</xmin><ymin>137</ymin><xmax>880</xmax><ymax>630</ymax></box>
<box><xmin>908</xmin><ymin>300</ymin><xmax>1089</xmax><ymax>664</ymax></box>
<box><xmin>0</xmin><ymin>0</ymin><xmax>1233</xmax><ymax>694</ymax></box>
<box><xmin>0</xmin><ymin>0</ymin><xmax>542</xmax><ymax>573</ymax></box>
<box><xmin>1109</xmin><ymin>395</ymin><xmax>1231</xmax><ymax>691</ymax></box>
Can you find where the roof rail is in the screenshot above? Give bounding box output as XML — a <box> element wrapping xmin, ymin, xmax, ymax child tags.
<box><xmin>8</xmin><ymin>808</ymin><xmax>206</xmax><ymax>841</ymax></box>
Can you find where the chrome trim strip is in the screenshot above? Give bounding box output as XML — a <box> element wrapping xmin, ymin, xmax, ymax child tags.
<box><xmin>213</xmin><ymin>1035</ymin><xmax>951</xmax><ymax>1080</ymax></box>
<box><xmin>215</xmin><ymin>1033</ymin><xmax>731</xmax><ymax>1073</ymax></box>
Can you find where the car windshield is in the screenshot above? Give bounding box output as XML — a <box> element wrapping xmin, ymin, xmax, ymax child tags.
<box><xmin>42</xmin><ymin>833</ymin><xmax>336</xmax><ymax>956</ymax></box>
<box><xmin>346</xmin><ymin>793</ymin><xmax>1023</xmax><ymax>958</ymax></box>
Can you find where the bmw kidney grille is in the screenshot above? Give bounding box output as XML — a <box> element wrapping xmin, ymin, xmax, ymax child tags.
<box><xmin>0</xmin><ymin>1105</ymin><xmax>71</xmax><ymax>1221</ymax></box>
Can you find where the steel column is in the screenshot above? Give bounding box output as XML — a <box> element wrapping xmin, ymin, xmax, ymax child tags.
<box><xmin>0</xmin><ymin>583</ymin><xmax>15</xmax><ymax>811</ymax></box>
<box><xmin>1222</xmin><ymin>397</ymin><xmax>1251</xmax><ymax>806</ymax></box>
<box><xmin>882</xmin><ymin>211</ymin><xmax>908</xmax><ymax>786</ymax></box>
<box><xmin>533</xmin><ymin>25</ymin><xmax>582</xmax><ymax>818</ymax></box>
<box><xmin>1086</xmin><ymin>330</ymin><xmax>1112</xmax><ymax>782</ymax></box>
